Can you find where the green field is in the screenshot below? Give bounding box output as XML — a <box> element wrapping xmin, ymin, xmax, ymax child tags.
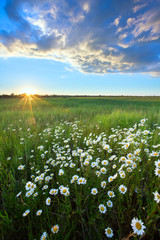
<box><xmin>0</xmin><ymin>97</ymin><xmax>160</xmax><ymax>240</ymax></box>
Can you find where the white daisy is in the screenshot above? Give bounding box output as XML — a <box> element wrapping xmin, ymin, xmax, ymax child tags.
<box><xmin>51</xmin><ymin>224</ymin><xmax>59</xmax><ymax>234</ymax></box>
<box><xmin>105</xmin><ymin>227</ymin><xmax>113</xmax><ymax>238</ymax></box>
<box><xmin>131</xmin><ymin>217</ymin><xmax>146</xmax><ymax>236</ymax></box>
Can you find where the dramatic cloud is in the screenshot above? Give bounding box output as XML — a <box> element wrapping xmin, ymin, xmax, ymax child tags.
<box><xmin>0</xmin><ymin>0</ymin><xmax>160</xmax><ymax>76</ymax></box>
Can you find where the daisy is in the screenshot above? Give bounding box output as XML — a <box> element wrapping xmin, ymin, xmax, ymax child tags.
<box><xmin>105</xmin><ymin>227</ymin><xmax>113</xmax><ymax>238</ymax></box>
<box><xmin>119</xmin><ymin>185</ymin><xmax>127</xmax><ymax>194</ymax></box>
<box><xmin>108</xmin><ymin>191</ymin><xmax>115</xmax><ymax>198</ymax></box>
<box><xmin>153</xmin><ymin>191</ymin><xmax>160</xmax><ymax>203</ymax></box>
<box><xmin>22</xmin><ymin>209</ymin><xmax>30</xmax><ymax>217</ymax></box>
<box><xmin>155</xmin><ymin>168</ymin><xmax>160</xmax><ymax>177</ymax></box>
<box><xmin>107</xmin><ymin>200</ymin><xmax>113</xmax><ymax>208</ymax></box>
<box><xmin>99</xmin><ymin>204</ymin><xmax>106</xmax><ymax>214</ymax></box>
<box><xmin>91</xmin><ymin>188</ymin><xmax>98</xmax><ymax>195</ymax></box>
<box><xmin>46</xmin><ymin>197</ymin><xmax>51</xmax><ymax>206</ymax></box>
<box><xmin>60</xmin><ymin>187</ymin><xmax>70</xmax><ymax>196</ymax></box>
<box><xmin>100</xmin><ymin>167</ymin><xmax>107</xmax><ymax>174</ymax></box>
<box><xmin>101</xmin><ymin>181</ymin><xmax>106</xmax><ymax>188</ymax></box>
<box><xmin>155</xmin><ymin>160</ymin><xmax>160</xmax><ymax>168</ymax></box>
<box><xmin>131</xmin><ymin>217</ymin><xmax>146</xmax><ymax>236</ymax></box>
<box><xmin>36</xmin><ymin>210</ymin><xmax>42</xmax><ymax>216</ymax></box>
<box><xmin>40</xmin><ymin>231</ymin><xmax>47</xmax><ymax>240</ymax></box>
<box><xmin>51</xmin><ymin>224</ymin><xmax>59</xmax><ymax>234</ymax></box>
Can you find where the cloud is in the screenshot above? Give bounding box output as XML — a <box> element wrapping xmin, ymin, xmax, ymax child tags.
<box><xmin>65</xmin><ymin>67</ymin><xmax>73</xmax><ymax>72</ymax></box>
<box><xmin>0</xmin><ymin>0</ymin><xmax>160</xmax><ymax>77</ymax></box>
<box><xmin>133</xmin><ymin>3</ymin><xmax>148</xmax><ymax>13</ymax></box>
<box><xmin>113</xmin><ymin>17</ymin><xmax>121</xmax><ymax>26</ymax></box>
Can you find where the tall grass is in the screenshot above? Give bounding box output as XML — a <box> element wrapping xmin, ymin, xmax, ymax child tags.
<box><xmin>0</xmin><ymin>97</ymin><xmax>160</xmax><ymax>240</ymax></box>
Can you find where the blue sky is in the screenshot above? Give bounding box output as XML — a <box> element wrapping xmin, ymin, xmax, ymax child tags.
<box><xmin>0</xmin><ymin>0</ymin><xmax>160</xmax><ymax>95</ymax></box>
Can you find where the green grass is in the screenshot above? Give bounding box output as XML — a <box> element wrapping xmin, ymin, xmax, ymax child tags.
<box><xmin>0</xmin><ymin>96</ymin><xmax>160</xmax><ymax>240</ymax></box>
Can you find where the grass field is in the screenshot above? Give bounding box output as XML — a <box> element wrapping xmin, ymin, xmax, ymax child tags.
<box><xmin>0</xmin><ymin>96</ymin><xmax>160</xmax><ymax>240</ymax></box>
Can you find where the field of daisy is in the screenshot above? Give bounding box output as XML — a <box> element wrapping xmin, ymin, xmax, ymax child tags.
<box><xmin>0</xmin><ymin>96</ymin><xmax>160</xmax><ymax>240</ymax></box>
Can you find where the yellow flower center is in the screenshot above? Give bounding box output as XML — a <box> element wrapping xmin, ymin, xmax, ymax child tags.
<box><xmin>100</xmin><ymin>207</ymin><xmax>104</xmax><ymax>211</ymax></box>
<box><xmin>109</xmin><ymin>192</ymin><xmax>113</xmax><ymax>196</ymax></box>
<box><xmin>53</xmin><ymin>226</ymin><xmax>58</xmax><ymax>232</ymax></box>
<box><xmin>158</xmin><ymin>163</ymin><xmax>160</xmax><ymax>167</ymax></box>
<box><xmin>154</xmin><ymin>153</ymin><xmax>158</xmax><ymax>156</ymax></box>
<box><xmin>107</xmin><ymin>229</ymin><xmax>111</xmax><ymax>234</ymax></box>
<box><xmin>42</xmin><ymin>236</ymin><xmax>46</xmax><ymax>240</ymax></box>
<box><xmin>157</xmin><ymin>194</ymin><xmax>160</xmax><ymax>199</ymax></box>
<box><xmin>158</xmin><ymin>170</ymin><xmax>160</xmax><ymax>174</ymax></box>
<box><xmin>63</xmin><ymin>189</ymin><xmax>67</xmax><ymax>193</ymax></box>
<box><xmin>135</xmin><ymin>222</ymin><xmax>142</xmax><ymax>230</ymax></box>
<box><xmin>121</xmin><ymin>187</ymin><xmax>125</xmax><ymax>192</ymax></box>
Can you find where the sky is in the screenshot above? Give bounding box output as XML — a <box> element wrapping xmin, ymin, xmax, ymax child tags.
<box><xmin>0</xmin><ymin>0</ymin><xmax>160</xmax><ymax>95</ymax></box>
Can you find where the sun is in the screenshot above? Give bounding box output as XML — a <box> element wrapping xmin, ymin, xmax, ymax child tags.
<box><xmin>21</xmin><ymin>88</ymin><xmax>36</xmax><ymax>96</ymax></box>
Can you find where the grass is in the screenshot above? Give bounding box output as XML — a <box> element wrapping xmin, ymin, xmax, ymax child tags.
<box><xmin>0</xmin><ymin>96</ymin><xmax>160</xmax><ymax>240</ymax></box>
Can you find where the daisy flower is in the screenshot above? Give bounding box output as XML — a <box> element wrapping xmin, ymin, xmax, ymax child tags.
<box><xmin>155</xmin><ymin>160</ymin><xmax>160</xmax><ymax>168</ymax></box>
<box><xmin>36</xmin><ymin>210</ymin><xmax>42</xmax><ymax>216</ymax></box>
<box><xmin>119</xmin><ymin>185</ymin><xmax>127</xmax><ymax>194</ymax></box>
<box><xmin>99</xmin><ymin>204</ymin><xmax>106</xmax><ymax>214</ymax></box>
<box><xmin>22</xmin><ymin>209</ymin><xmax>30</xmax><ymax>217</ymax></box>
<box><xmin>105</xmin><ymin>227</ymin><xmax>113</xmax><ymax>238</ymax></box>
<box><xmin>46</xmin><ymin>197</ymin><xmax>51</xmax><ymax>206</ymax></box>
<box><xmin>153</xmin><ymin>191</ymin><xmax>160</xmax><ymax>203</ymax></box>
<box><xmin>155</xmin><ymin>168</ymin><xmax>160</xmax><ymax>177</ymax></box>
<box><xmin>100</xmin><ymin>167</ymin><xmax>107</xmax><ymax>174</ymax></box>
<box><xmin>131</xmin><ymin>217</ymin><xmax>146</xmax><ymax>236</ymax></box>
<box><xmin>101</xmin><ymin>181</ymin><xmax>106</xmax><ymax>188</ymax></box>
<box><xmin>40</xmin><ymin>231</ymin><xmax>47</xmax><ymax>240</ymax></box>
<box><xmin>107</xmin><ymin>200</ymin><xmax>113</xmax><ymax>208</ymax></box>
<box><xmin>108</xmin><ymin>191</ymin><xmax>115</xmax><ymax>198</ymax></box>
<box><xmin>51</xmin><ymin>224</ymin><xmax>59</xmax><ymax>234</ymax></box>
<box><xmin>91</xmin><ymin>188</ymin><xmax>98</xmax><ymax>195</ymax></box>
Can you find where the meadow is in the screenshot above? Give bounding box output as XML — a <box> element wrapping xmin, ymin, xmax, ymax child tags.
<box><xmin>0</xmin><ymin>96</ymin><xmax>160</xmax><ymax>240</ymax></box>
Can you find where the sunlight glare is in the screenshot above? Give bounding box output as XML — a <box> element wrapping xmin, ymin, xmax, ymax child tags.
<box><xmin>21</xmin><ymin>88</ymin><xmax>36</xmax><ymax>96</ymax></box>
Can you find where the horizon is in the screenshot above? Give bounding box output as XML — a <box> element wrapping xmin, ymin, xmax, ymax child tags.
<box><xmin>0</xmin><ymin>0</ymin><xmax>160</xmax><ymax>95</ymax></box>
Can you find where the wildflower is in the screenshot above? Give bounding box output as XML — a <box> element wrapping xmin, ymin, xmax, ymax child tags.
<box><xmin>7</xmin><ymin>157</ymin><xmax>11</xmax><ymax>161</ymax></box>
<box><xmin>102</xmin><ymin>160</ymin><xmax>108</xmax><ymax>165</ymax></box>
<box><xmin>59</xmin><ymin>169</ymin><xmax>64</xmax><ymax>176</ymax></box>
<box><xmin>103</xmin><ymin>144</ymin><xmax>110</xmax><ymax>150</ymax></box>
<box><xmin>46</xmin><ymin>197</ymin><xmax>51</xmax><ymax>206</ymax></box>
<box><xmin>155</xmin><ymin>168</ymin><xmax>160</xmax><ymax>177</ymax></box>
<box><xmin>42</xmin><ymin>185</ymin><xmax>48</xmax><ymax>190</ymax></box>
<box><xmin>108</xmin><ymin>191</ymin><xmax>115</xmax><ymax>198</ymax></box>
<box><xmin>131</xmin><ymin>217</ymin><xmax>146</xmax><ymax>236</ymax></box>
<box><xmin>91</xmin><ymin>188</ymin><xmax>98</xmax><ymax>195</ymax></box>
<box><xmin>18</xmin><ymin>165</ymin><xmax>25</xmax><ymax>170</ymax></box>
<box><xmin>77</xmin><ymin>177</ymin><xmax>87</xmax><ymax>184</ymax></box>
<box><xmin>108</xmin><ymin>176</ymin><xmax>114</xmax><ymax>183</ymax></box>
<box><xmin>105</xmin><ymin>227</ymin><xmax>113</xmax><ymax>238</ymax></box>
<box><xmin>155</xmin><ymin>160</ymin><xmax>160</xmax><ymax>168</ymax></box>
<box><xmin>100</xmin><ymin>167</ymin><xmax>107</xmax><ymax>174</ymax></box>
<box><xmin>101</xmin><ymin>181</ymin><xmax>106</xmax><ymax>188</ymax></box>
<box><xmin>99</xmin><ymin>204</ymin><xmax>106</xmax><ymax>214</ymax></box>
<box><xmin>119</xmin><ymin>185</ymin><xmax>127</xmax><ymax>194</ymax></box>
<box><xmin>153</xmin><ymin>191</ymin><xmax>160</xmax><ymax>203</ymax></box>
<box><xmin>60</xmin><ymin>187</ymin><xmax>70</xmax><ymax>196</ymax></box>
<box><xmin>34</xmin><ymin>192</ymin><xmax>38</xmax><ymax>197</ymax></box>
<box><xmin>40</xmin><ymin>231</ymin><xmax>47</xmax><ymax>240</ymax></box>
<box><xmin>22</xmin><ymin>209</ymin><xmax>30</xmax><ymax>217</ymax></box>
<box><xmin>51</xmin><ymin>224</ymin><xmax>59</xmax><ymax>234</ymax></box>
<box><xmin>36</xmin><ymin>210</ymin><xmax>42</xmax><ymax>216</ymax></box>
<box><xmin>107</xmin><ymin>200</ymin><xmax>113</xmax><ymax>208</ymax></box>
<box><xmin>49</xmin><ymin>189</ymin><xmax>58</xmax><ymax>195</ymax></box>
